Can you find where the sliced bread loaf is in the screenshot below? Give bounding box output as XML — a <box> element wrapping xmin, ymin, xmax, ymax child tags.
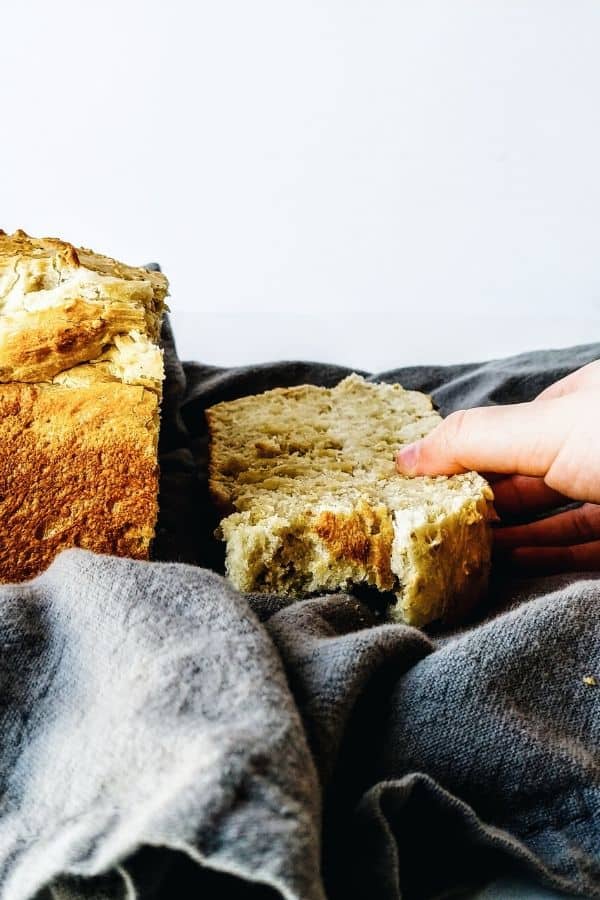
<box><xmin>207</xmin><ymin>374</ymin><xmax>494</xmax><ymax>627</ymax></box>
<box><xmin>0</xmin><ymin>230</ymin><xmax>167</xmax><ymax>582</ymax></box>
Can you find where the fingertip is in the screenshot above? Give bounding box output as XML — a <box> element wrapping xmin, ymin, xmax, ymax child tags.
<box><xmin>395</xmin><ymin>441</ymin><xmax>422</xmax><ymax>475</ymax></box>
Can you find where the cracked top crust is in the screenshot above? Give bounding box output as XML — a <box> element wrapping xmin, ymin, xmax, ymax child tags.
<box><xmin>0</xmin><ymin>229</ymin><xmax>168</xmax><ymax>388</ymax></box>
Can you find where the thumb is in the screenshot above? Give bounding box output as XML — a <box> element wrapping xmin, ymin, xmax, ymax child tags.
<box><xmin>535</xmin><ymin>359</ymin><xmax>600</xmax><ymax>402</ymax></box>
<box><xmin>395</xmin><ymin>401</ymin><xmax>567</xmax><ymax>478</ymax></box>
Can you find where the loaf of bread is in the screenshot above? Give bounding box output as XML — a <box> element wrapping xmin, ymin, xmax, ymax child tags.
<box><xmin>0</xmin><ymin>230</ymin><xmax>168</xmax><ymax>582</ymax></box>
<box><xmin>207</xmin><ymin>375</ymin><xmax>494</xmax><ymax>627</ymax></box>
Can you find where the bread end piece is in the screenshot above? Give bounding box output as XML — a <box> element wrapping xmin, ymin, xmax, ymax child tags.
<box><xmin>0</xmin><ymin>229</ymin><xmax>166</xmax><ymax>582</ymax></box>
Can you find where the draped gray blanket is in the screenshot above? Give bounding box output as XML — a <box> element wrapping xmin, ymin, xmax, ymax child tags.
<box><xmin>1</xmin><ymin>319</ymin><xmax>598</xmax><ymax>900</ymax></box>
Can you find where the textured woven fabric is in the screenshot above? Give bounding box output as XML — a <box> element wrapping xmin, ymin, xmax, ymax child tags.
<box><xmin>0</xmin><ymin>318</ymin><xmax>598</xmax><ymax>899</ymax></box>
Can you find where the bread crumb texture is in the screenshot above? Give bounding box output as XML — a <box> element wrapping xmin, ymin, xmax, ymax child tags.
<box><xmin>0</xmin><ymin>230</ymin><xmax>167</xmax><ymax>582</ymax></box>
<box><xmin>207</xmin><ymin>375</ymin><xmax>494</xmax><ymax>627</ymax></box>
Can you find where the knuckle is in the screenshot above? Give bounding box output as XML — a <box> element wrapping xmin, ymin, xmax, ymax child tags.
<box><xmin>445</xmin><ymin>408</ymin><xmax>469</xmax><ymax>435</ymax></box>
<box><xmin>438</xmin><ymin>409</ymin><xmax>468</xmax><ymax>455</ymax></box>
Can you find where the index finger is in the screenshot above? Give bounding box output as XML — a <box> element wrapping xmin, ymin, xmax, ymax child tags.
<box><xmin>492</xmin><ymin>475</ymin><xmax>570</xmax><ymax>518</ymax></box>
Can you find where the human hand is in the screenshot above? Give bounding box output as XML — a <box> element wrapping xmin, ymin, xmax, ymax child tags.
<box><xmin>395</xmin><ymin>360</ymin><xmax>600</xmax><ymax>574</ymax></box>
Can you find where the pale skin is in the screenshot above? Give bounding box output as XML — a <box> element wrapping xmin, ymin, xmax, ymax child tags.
<box><xmin>395</xmin><ymin>360</ymin><xmax>600</xmax><ymax>575</ymax></box>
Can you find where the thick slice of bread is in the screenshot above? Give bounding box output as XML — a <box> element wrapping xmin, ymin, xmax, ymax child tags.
<box><xmin>0</xmin><ymin>230</ymin><xmax>167</xmax><ymax>582</ymax></box>
<box><xmin>207</xmin><ymin>375</ymin><xmax>494</xmax><ymax>627</ymax></box>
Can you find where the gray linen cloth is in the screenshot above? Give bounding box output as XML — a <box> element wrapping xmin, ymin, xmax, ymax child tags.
<box><xmin>1</xmin><ymin>317</ymin><xmax>599</xmax><ymax>899</ymax></box>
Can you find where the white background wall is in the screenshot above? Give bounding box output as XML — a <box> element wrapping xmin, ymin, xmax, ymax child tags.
<box><xmin>2</xmin><ymin>1</ymin><xmax>600</xmax><ymax>371</ymax></box>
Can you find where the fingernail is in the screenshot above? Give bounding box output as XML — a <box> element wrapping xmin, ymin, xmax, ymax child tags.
<box><xmin>396</xmin><ymin>441</ymin><xmax>421</xmax><ymax>474</ymax></box>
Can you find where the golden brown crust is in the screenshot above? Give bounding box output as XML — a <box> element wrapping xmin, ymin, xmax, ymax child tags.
<box><xmin>314</xmin><ymin>502</ymin><xmax>395</xmax><ymax>590</ymax></box>
<box><xmin>0</xmin><ymin>229</ymin><xmax>167</xmax><ymax>296</ymax></box>
<box><xmin>0</xmin><ymin>297</ymin><xmax>148</xmax><ymax>382</ymax></box>
<box><xmin>0</xmin><ymin>381</ymin><xmax>159</xmax><ymax>583</ymax></box>
<box><xmin>205</xmin><ymin>406</ymin><xmax>237</xmax><ymax>513</ymax></box>
<box><xmin>0</xmin><ymin>230</ymin><xmax>166</xmax><ymax>582</ymax></box>
<box><xmin>0</xmin><ymin>229</ymin><xmax>168</xmax><ymax>383</ymax></box>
